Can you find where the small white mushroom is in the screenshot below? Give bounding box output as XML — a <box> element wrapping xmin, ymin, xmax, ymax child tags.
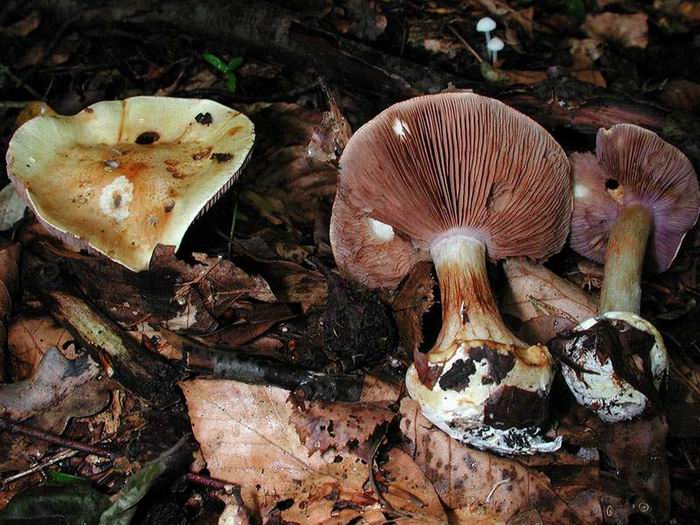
<box><xmin>487</xmin><ymin>37</ymin><xmax>504</xmax><ymax>65</ymax></box>
<box><xmin>476</xmin><ymin>17</ymin><xmax>497</xmax><ymax>49</ymax></box>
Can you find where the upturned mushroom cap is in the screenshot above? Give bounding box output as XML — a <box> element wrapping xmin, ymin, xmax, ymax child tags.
<box><xmin>339</xmin><ymin>92</ymin><xmax>571</xmax><ymax>260</ymax></box>
<box><xmin>330</xmin><ymin>192</ymin><xmax>426</xmax><ymax>290</ymax></box>
<box><xmin>7</xmin><ymin>96</ymin><xmax>254</xmax><ymax>272</ymax></box>
<box><xmin>570</xmin><ymin>124</ymin><xmax>700</xmax><ymax>273</ymax></box>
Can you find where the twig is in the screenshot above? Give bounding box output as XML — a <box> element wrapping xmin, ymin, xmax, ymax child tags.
<box><xmin>227</xmin><ymin>189</ymin><xmax>240</xmax><ymax>259</ymax></box>
<box><xmin>1</xmin><ymin>449</ymin><xmax>78</xmax><ymax>487</ymax></box>
<box><xmin>0</xmin><ymin>417</ymin><xmax>117</xmax><ymax>460</ymax></box>
<box><xmin>0</xmin><ymin>101</ymin><xmax>30</xmax><ymax>109</ymax></box>
<box><xmin>184</xmin><ymin>344</ymin><xmax>363</xmax><ymax>402</ymax></box>
<box><xmin>186</xmin><ymin>473</ymin><xmax>239</xmax><ymax>495</ymax></box>
<box><xmin>0</xmin><ymin>64</ymin><xmax>42</xmax><ymax>99</ymax></box>
<box><xmin>447</xmin><ymin>24</ymin><xmax>484</xmax><ymax>64</ymax></box>
<box><xmin>367</xmin><ymin>431</ymin><xmax>393</xmax><ymax>511</ymax></box>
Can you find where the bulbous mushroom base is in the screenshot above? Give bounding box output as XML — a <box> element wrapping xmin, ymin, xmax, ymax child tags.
<box><xmin>405</xmin><ymin>340</ymin><xmax>562</xmax><ymax>455</ymax></box>
<box><xmin>556</xmin><ymin>311</ymin><xmax>668</xmax><ymax>423</ymax></box>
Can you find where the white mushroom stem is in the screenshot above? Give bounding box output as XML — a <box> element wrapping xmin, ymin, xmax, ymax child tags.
<box><xmin>430</xmin><ymin>235</ymin><xmax>522</xmax><ymax>361</ymax></box>
<box><xmin>599</xmin><ymin>203</ymin><xmax>652</xmax><ymax>315</ymax></box>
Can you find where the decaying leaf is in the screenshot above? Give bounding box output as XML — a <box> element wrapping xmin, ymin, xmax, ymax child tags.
<box><xmin>7</xmin><ymin>313</ymin><xmax>74</xmax><ymax>381</ymax></box>
<box><xmin>0</xmin><ymin>242</ymin><xmax>20</xmax><ymax>381</ymax></box>
<box><xmin>181</xmin><ymin>380</ymin><xmax>443</xmax><ymax>523</ymax></box>
<box><xmin>0</xmin><ymin>348</ymin><xmax>111</xmax><ymax>432</ymax></box>
<box><xmin>290</xmin><ymin>399</ymin><xmax>396</xmax><ymax>458</ymax></box>
<box><xmin>499</xmin><ymin>258</ymin><xmax>597</xmax><ymax>345</ymax></box>
<box><xmin>660</xmin><ymin>79</ymin><xmax>700</xmax><ymax>112</ymax></box>
<box><xmin>399</xmin><ymin>398</ymin><xmax>604</xmax><ymax>524</ymax></box>
<box><xmin>582</xmin><ymin>12</ymin><xmax>649</xmax><ymax>49</ymax></box>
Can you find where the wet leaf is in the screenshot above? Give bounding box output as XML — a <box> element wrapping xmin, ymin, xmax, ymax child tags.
<box><xmin>0</xmin><ymin>11</ymin><xmax>40</xmax><ymax>37</ymax></box>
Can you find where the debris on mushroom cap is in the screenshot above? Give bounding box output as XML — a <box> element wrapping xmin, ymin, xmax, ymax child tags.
<box><xmin>552</xmin><ymin>311</ymin><xmax>668</xmax><ymax>423</ymax></box>
<box><xmin>570</xmin><ymin>124</ymin><xmax>700</xmax><ymax>274</ymax></box>
<box><xmin>330</xmin><ymin>192</ymin><xmax>427</xmax><ymax>290</ymax></box>
<box><xmin>339</xmin><ymin>92</ymin><xmax>572</xmax><ymax>262</ymax></box>
<box><xmin>6</xmin><ymin>96</ymin><xmax>255</xmax><ymax>272</ymax></box>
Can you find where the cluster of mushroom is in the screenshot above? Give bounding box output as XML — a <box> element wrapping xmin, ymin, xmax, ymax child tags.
<box><xmin>476</xmin><ymin>17</ymin><xmax>504</xmax><ymax>65</ymax></box>
<box><xmin>330</xmin><ymin>92</ymin><xmax>699</xmax><ymax>454</ymax></box>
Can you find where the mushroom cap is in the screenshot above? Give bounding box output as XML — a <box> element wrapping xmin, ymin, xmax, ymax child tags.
<box><xmin>487</xmin><ymin>37</ymin><xmax>504</xmax><ymax>52</ymax></box>
<box><xmin>339</xmin><ymin>92</ymin><xmax>572</xmax><ymax>261</ymax></box>
<box><xmin>476</xmin><ymin>17</ymin><xmax>496</xmax><ymax>32</ymax></box>
<box><xmin>330</xmin><ymin>192</ymin><xmax>426</xmax><ymax>290</ymax></box>
<box><xmin>7</xmin><ymin>96</ymin><xmax>254</xmax><ymax>272</ymax></box>
<box><xmin>570</xmin><ymin>124</ymin><xmax>700</xmax><ymax>273</ymax></box>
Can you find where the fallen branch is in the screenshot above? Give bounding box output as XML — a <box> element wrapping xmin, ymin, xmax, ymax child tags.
<box><xmin>184</xmin><ymin>345</ymin><xmax>363</xmax><ymax>402</ymax></box>
<box><xmin>23</xmin><ymin>254</ymin><xmax>179</xmax><ymax>405</ymax></box>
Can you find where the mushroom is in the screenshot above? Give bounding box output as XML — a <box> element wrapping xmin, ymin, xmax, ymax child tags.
<box><xmin>336</xmin><ymin>92</ymin><xmax>572</xmax><ymax>454</ymax></box>
<box><xmin>330</xmin><ymin>191</ymin><xmax>426</xmax><ymax>290</ymax></box>
<box><xmin>487</xmin><ymin>37</ymin><xmax>504</xmax><ymax>65</ymax></box>
<box><xmin>7</xmin><ymin>96</ymin><xmax>254</xmax><ymax>272</ymax></box>
<box><xmin>557</xmin><ymin>124</ymin><xmax>700</xmax><ymax>422</ymax></box>
<box><xmin>476</xmin><ymin>17</ymin><xmax>496</xmax><ymax>49</ymax></box>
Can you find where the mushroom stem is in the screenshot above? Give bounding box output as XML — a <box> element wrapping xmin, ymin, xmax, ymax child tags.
<box><xmin>599</xmin><ymin>203</ymin><xmax>652</xmax><ymax>315</ymax></box>
<box><xmin>430</xmin><ymin>235</ymin><xmax>521</xmax><ymax>360</ymax></box>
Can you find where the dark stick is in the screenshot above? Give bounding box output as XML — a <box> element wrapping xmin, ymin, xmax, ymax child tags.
<box><xmin>23</xmin><ymin>254</ymin><xmax>179</xmax><ymax>405</ymax></box>
<box><xmin>185</xmin><ymin>345</ymin><xmax>363</xmax><ymax>402</ymax></box>
<box><xmin>0</xmin><ymin>417</ymin><xmax>117</xmax><ymax>460</ymax></box>
<box><xmin>186</xmin><ymin>473</ymin><xmax>237</xmax><ymax>493</ymax></box>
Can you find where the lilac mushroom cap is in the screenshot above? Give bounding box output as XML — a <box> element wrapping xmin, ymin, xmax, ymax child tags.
<box><xmin>570</xmin><ymin>124</ymin><xmax>700</xmax><ymax>274</ymax></box>
<box><xmin>330</xmin><ymin>191</ymin><xmax>426</xmax><ymax>290</ymax></box>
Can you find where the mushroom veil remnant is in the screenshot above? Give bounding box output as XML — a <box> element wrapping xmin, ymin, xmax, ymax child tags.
<box><xmin>6</xmin><ymin>96</ymin><xmax>255</xmax><ymax>272</ymax></box>
<box><xmin>554</xmin><ymin>124</ymin><xmax>700</xmax><ymax>423</ymax></box>
<box><xmin>335</xmin><ymin>92</ymin><xmax>572</xmax><ymax>454</ymax></box>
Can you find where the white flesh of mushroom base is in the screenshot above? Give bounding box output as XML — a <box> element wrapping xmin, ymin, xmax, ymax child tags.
<box><xmin>7</xmin><ymin>96</ymin><xmax>255</xmax><ymax>272</ymax></box>
<box><xmin>405</xmin><ymin>235</ymin><xmax>562</xmax><ymax>455</ymax></box>
<box><xmin>561</xmin><ymin>311</ymin><xmax>667</xmax><ymax>423</ymax></box>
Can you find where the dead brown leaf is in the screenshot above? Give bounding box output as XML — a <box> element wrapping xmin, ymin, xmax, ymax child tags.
<box><xmin>499</xmin><ymin>258</ymin><xmax>597</xmax><ymax>344</ymax></box>
<box><xmin>290</xmin><ymin>399</ymin><xmax>396</xmax><ymax>458</ymax></box>
<box><xmin>582</xmin><ymin>12</ymin><xmax>649</xmax><ymax>49</ymax></box>
<box><xmin>7</xmin><ymin>313</ymin><xmax>74</xmax><ymax>381</ymax></box>
<box><xmin>399</xmin><ymin>398</ymin><xmax>604</xmax><ymax>524</ymax></box>
<box><xmin>660</xmin><ymin>79</ymin><xmax>700</xmax><ymax>112</ymax></box>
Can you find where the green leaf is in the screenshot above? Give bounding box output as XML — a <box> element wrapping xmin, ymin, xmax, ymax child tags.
<box><xmin>99</xmin><ymin>437</ymin><xmax>189</xmax><ymax>525</ymax></box>
<box><xmin>226</xmin><ymin>73</ymin><xmax>237</xmax><ymax>93</ymax></box>
<box><xmin>47</xmin><ymin>472</ymin><xmax>89</xmax><ymax>485</ymax></box>
<box><xmin>0</xmin><ymin>482</ymin><xmax>110</xmax><ymax>525</ymax></box>
<box><xmin>202</xmin><ymin>52</ymin><xmax>230</xmax><ymax>74</ymax></box>
<box><xmin>226</xmin><ymin>57</ymin><xmax>243</xmax><ymax>72</ymax></box>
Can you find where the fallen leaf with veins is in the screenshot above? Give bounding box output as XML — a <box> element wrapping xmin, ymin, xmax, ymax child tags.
<box><xmin>290</xmin><ymin>399</ymin><xmax>396</xmax><ymax>458</ymax></box>
<box><xmin>7</xmin><ymin>313</ymin><xmax>74</xmax><ymax>380</ymax></box>
<box><xmin>499</xmin><ymin>258</ymin><xmax>597</xmax><ymax>345</ymax></box>
<box><xmin>181</xmin><ymin>380</ymin><xmax>444</xmax><ymax>524</ymax></box>
<box><xmin>399</xmin><ymin>398</ymin><xmax>604</xmax><ymax>524</ymax></box>
<box><xmin>582</xmin><ymin>12</ymin><xmax>649</xmax><ymax>49</ymax></box>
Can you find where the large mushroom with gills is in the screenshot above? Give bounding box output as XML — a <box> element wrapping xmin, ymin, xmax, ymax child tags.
<box><xmin>556</xmin><ymin>124</ymin><xmax>700</xmax><ymax>423</ymax></box>
<box><xmin>6</xmin><ymin>96</ymin><xmax>254</xmax><ymax>272</ymax></box>
<box><xmin>335</xmin><ymin>92</ymin><xmax>572</xmax><ymax>454</ymax></box>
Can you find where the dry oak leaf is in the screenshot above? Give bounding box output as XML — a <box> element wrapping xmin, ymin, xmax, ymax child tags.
<box><xmin>181</xmin><ymin>380</ymin><xmax>443</xmax><ymax>524</ymax></box>
<box><xmin>582</xmin><ymin>12</ymin><xmax>649</xmax><ymax>49</ymax></box>
<box><xmin>499</xmin><ymin>258</ymin><xmax>597</xmax><ymax>345</ymax></box>
<box><xmin>7</xmin><ymin>313</ymin><xmax>74</xmax><ymax>380</ymax></box>
<box><xmin>399</xmin><ymin>398</ymin><xmax>603</xmax><ymax>525</ymax></box>
<box><xmin>0</xmin><ymin>242</ymin><xmax>21</xmax><ymax>381</ymax></box>
<box><xmin>290</xmin><ymin>399</ymin><xmax>396</xmax><ymax>458</ymax></box>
